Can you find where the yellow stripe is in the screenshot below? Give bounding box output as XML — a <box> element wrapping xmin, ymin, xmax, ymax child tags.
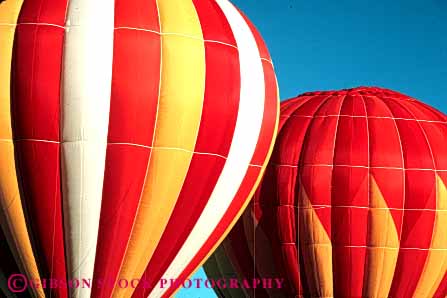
<box><xmin>299</xmin><ymin>185</ymin><xmax>334</xmax><ymax>298</ymax></box>
<box><xmin>363</xmin><ymin>176</ymin><xmax>400</xmax><ymax>298</ymax></box>
<box><xmin>0</xmin><ymin>2</ymin><xmax>45</xmax><ymax>298</ymax></box>
<box><xmin>112</xmin><ymin>1</ymin><xmax>206</xmax><ymax>297</ymax></box>
<box><xmin>0</xmin><ymin>1</ymin><xmax>22</xmax><ymax>139</ymax></box>
<box><xmin>413</xmin><ymin>175</ymin><xmax>447</xmax><ymax>298</ymax></box>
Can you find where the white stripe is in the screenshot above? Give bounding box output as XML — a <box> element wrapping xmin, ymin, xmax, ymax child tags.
<box><xmin>60</xmin><ymin>1</ymin><xmax>114</xmax><ymax>297</ymax></box>
<box><xmin>149</xmin><ymin>0</ymin><xmax>266</xmax><ymax>296</ymax></box>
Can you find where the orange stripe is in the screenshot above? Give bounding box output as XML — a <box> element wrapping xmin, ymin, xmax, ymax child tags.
<box><xmin>299</xmin><ymin>184</ymin><xmax>334</xmax><ymax>298</ymax></box>
<box><xmin>363</xmin><ymin>176</ymin><xmax>400</xmax><ymax>298</ymax></box>
<box><xmin>0</xmin><ymin>2</ymin><xmax>44</xmax><ymax>298</ymax></box>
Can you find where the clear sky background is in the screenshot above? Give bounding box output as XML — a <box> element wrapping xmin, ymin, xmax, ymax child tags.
<box><xmin>178</xmin><ymin>1</ymin><xmax>446</xmax><ymax>297</ymax></box>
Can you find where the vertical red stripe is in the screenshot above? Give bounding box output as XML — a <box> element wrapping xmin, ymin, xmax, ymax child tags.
<box><xmin>11</xmin><ymin>3</ymin><xmax>67</xmax><ymax>298</ymax></box>
<box><xmin>114</xmin><ymin>0</ymin><xmax>160</xmax><ymax>31</ymax></box>
<box><xmin>331</xmin><ymin>97</ymin><xmax>368</xmax><ymax>297</ymax></box>
<box><xmin>92</xmin><ymin>1</ymin><xmax>160</xmax><ymax>298</ymax></box>
<box><xmin>251</xmin><ymin>62</ymin><xmax>278</xmax><ymax>165</ymax></box>
<box><xmin>301</xmin><ymin>107</ymin><xmax>340</xmax><ymax>167</ymax></box>
<box><xmin>17</xmin><ymin>0</ymin><xmax>67</xmax><ymax>25</ymax></box>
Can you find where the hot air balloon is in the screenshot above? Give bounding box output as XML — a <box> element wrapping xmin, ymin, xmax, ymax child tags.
<box><xmin>0</xmin><ymin>0</ymin><xmax>279</xmax><ymax>297</ymax></box>
<box><xmin>205</xmin><ymin>87</ymin><xmax>447</xmax><ymax>298</ymax></box>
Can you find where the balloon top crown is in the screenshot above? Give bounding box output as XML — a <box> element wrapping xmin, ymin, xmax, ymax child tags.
<box><xmin>299</xmin><ymin>86</ymin><xmax>415</xmax><ymax>101</ymax></box>
<box><xmin>290</xmin><ymin>86</ymin><xmax>447</xmax><ymax>121</ymax></box>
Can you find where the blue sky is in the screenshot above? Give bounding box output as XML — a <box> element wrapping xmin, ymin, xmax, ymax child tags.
<box><xmin>178</xmin><ymin>1</ymin><xmax>446</xmax><ymax>297</ymax></box>
<box><xmin>235</xmin><ymin>0</ymin><xmax>446</xmax><ymax>111</ymax></box>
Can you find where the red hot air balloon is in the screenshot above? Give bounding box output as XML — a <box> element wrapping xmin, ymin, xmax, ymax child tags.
<box><xmin>0</xmin><ymin>0</ymin><xmax>279</xmax><ymax>297</ymax></box>
<box><xmin>205</xmin><ymin>87</ymin><xmax>447</xmax><ymax>298</ymax></box>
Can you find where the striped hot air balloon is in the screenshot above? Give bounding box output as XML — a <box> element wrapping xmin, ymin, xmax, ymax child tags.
<box><xmin>205</xmin><ymin>87</ymin><xmax>447</xmax><ymax>298</ymax></box>
<box><xmin>0</xmin><ymin>0</ymin><xmax>279</xmax><ymax>297</ymax></box>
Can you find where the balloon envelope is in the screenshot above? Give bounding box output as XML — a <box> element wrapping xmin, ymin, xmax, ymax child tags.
<box><xmin>206</xmin><ymin>87</ymin><xmax>447</xmax><ymax>298</ymax></box>
<box><xmin>0</xmin><ymin>0</ymin><xmax>279</xmax><ymax>297</ymax></box>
